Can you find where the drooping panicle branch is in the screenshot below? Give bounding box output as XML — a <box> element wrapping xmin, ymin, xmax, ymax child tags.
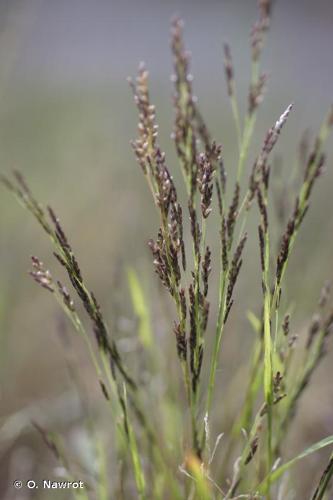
<box><xmin>227</xmin><ymin>182</ymin><xmax>240</xmax><ymax>245</ymax></box>
<box><xmin>30</xmin><ymin>256</ymin><xmax>54</xmax><ymax>293</ymax></box>
<box><xmin>171</xmin><ymin>16</ymin><xmax>204</xmax><ymax>196</ymax></box>
<box><xmin>197</xmin><ymin>152</ymin><xmax>217</xmax><ymax>219</ymax></box>
<box><xmin>249</xmin><ymin>73</ymin><xmax>268</xmax><ymax>116</ymax></box>
<box><xmin>251</xmin><ymin>0</ymin><xmax>272</xmax><ymax>63</ymax></box>
<box><xmin>129</xmin><ymin>63</ymin><xmax>159</xmax><ymax>177</ymax></box>
<box><xmin>225</xmin><ymin>233</ymin><xmax>248</xmax><ymax>323</ymax></box>
<box><xmin>223</xmin><ymin>43</ymin><xmax>234</xmax><ymax>98</ymax></box>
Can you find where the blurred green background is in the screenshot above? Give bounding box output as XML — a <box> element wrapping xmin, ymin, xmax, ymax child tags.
<box><xmin>0</xmin><ymin>0</ymin><xmax>333</xmax><ymax>498</ymax></box>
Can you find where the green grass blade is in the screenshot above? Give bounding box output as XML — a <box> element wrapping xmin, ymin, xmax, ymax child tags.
<box><xmin>186</xmin><ymin>454</ymin><xmax>211</xmax><ymax>500</ymax></box>
<box><xmin>96</xmin><ymin>437</ymin><xmax>109</xmax><ymax>500</ymax></box>
<box><xmin>247</xmin><ymin>310</ymin><xmax>262</xmax><ymax>334</ymax></box>
<box><xmin>123</xmin><ymin>385</ymin><xmax>147</xmax><ymax>500</ymax></box>
<box><xmin>311</xmin><ymin>453</ymin><xmax>333</xmax><ymax>500</ymax></box>
<box><xmin>127</xmin><ymin>267</ymin><xmax>153</xmax><ymax>349</ymax></box>
<box><xmin>258</xmin><ymin>436</ymin><xmax>333</xmax><ymax>493</ymax></box>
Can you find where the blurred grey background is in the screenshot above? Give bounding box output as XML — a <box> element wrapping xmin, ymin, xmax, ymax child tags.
<box><xmin>0</xmin><ymin>0</ymin><xmax>333</xmax><ymax>497</ymax></box>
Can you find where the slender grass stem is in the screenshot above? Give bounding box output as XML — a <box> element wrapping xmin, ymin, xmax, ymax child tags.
<box><xmin>230</xmin><ymin>93</ymin><xmax>242</xmax><ymax>151</ymax></box>
<box><xmin>237</xmin><ymin>114</ymin><xmax>257</xmax><ymax>182</ymax></box>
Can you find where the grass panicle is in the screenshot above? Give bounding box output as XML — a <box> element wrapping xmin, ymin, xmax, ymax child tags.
<box><xmin>2</xmin><ymin>0</ymin><xmax>333</xmax><ymax>498</ymax></box>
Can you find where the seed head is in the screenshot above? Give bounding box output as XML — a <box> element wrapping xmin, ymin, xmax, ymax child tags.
<box><xmin>223</xmin><ymin>43</ymin><xmax>234</xmax><ymax>97</ymax></box>
<box><xmin>30</xmin><ymin>256</ymin><xmax>54</xmax><ymax>293</ymax></box>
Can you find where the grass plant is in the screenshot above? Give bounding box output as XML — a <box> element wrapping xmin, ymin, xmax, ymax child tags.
<box><xmin>2</xmin><ymin>1</ymin><xmax>333</xmax><ymax>498</ymax></box>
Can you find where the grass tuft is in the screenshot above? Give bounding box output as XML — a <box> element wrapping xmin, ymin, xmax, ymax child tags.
<box><xmin>2</xmin><ymin>1</ymin><xmax>333</xmax><ymax>498</ymax></box>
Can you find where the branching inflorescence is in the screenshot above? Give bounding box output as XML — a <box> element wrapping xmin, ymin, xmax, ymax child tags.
<box><xmin>2</xmin><ymin>0</ymin><xmax>333</xmax><ymax>498</ymax></box>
